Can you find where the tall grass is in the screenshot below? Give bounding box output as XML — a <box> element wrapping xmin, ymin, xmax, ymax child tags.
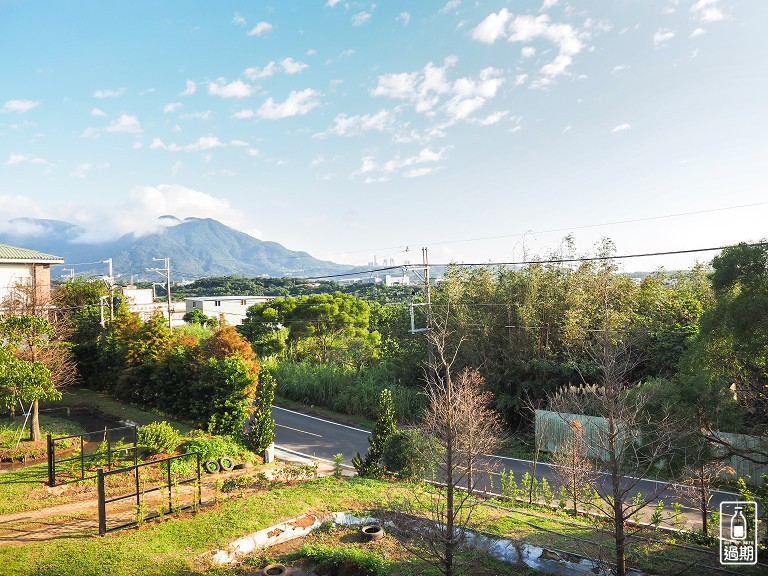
<box><xmin>266</xmin><ymin>359</ymin><xmax>425</xmax><ymax>424</ymax></box>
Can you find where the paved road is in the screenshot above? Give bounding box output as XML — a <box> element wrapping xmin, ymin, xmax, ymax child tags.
<box><xmin>272</xmin><ymin>406</ymin><xmax>745</xmax><ymax>529</ymax></box>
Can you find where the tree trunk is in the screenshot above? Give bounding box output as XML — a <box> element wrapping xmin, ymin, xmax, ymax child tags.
<box><xmin>445</xmin><ymin>428</ymin><xmax>455</xmax><ymax>576</ymax></box>
<box><xmin>30</xmin><ymin>399</ymin><xmax>41</xmax><ymax>442</ymax></box>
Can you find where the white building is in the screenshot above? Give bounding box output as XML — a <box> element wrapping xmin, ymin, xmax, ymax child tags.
<box><xmin>121</xmin><ymin>287</ymin><xmax>186</xmax><ymax>327</ymax></box>
<box><xmin>384</xmin><ymin>274</ymin><xmax>411</xmax><ymax>287</ymax></box>
<box><xmin>185</xmin><ymin>295</ymin><xmax>274</xmax><ymax>326</ymax></box>
<box><xmin>0</xmin><ymin>244</ymin><xmax>64</xmax><ymax>308</ymax></box>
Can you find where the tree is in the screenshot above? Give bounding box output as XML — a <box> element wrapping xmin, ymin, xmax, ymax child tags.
<box><xmin>0</xmin><ymin>315</ymin><xmax>63</xmax><ymax>441</ymax></box>
<box><xmin>183</xmin><ymin>308</ymin><xmax>217</xmax><ymax>327</ymax></box>
<box><xmin>394</xmin><ymin>306</ymin><xmax>501</xmax><ymax>576</ymax></box>
<box><xmin>550</xmin><ymin>327</ymin><xmax>683</xmax><ymax>576</ymax></box>
<box><xmin>352</xmin><ymin>388</ymin><xmax>397</xmax><ymax>477</ymax></box>
<box><xmin>245</xmin><ymin>371</ymin><xmax>276</xmax><ymax>453</ymax></box>
<box><xmin>550</xmin><ymin>417</ymin><xmax>593</xmax><ymax>516</ymax></box>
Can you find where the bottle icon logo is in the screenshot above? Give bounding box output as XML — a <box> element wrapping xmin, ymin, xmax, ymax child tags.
<box><xmin>719</xmin><ymin>501</ymin><xmax>757</xmax><ymax>566</ymax></box>
<box><xmin>730</xmin><ymin>505</ymin><xmax>747</xmax><ymax>540</ymax></box>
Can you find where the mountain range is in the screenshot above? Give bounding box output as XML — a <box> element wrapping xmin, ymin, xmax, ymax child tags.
<box><xmin>0</xmin><ymin>217</ymin><xmax>354</xmax><ymax>280</ymax></box>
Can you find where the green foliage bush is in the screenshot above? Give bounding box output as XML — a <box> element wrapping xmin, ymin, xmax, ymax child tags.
<box><xmin>137</xmin><ymin>421</ymin><xmax>181</xmax><ymax>455</ymax></box>
<box><xmin>381</xmin><ymin>429</ymin><xmax>439</xmax><ymax>482</ymax></box>
<box><xmin>267</xmin><ymin>359</ymin><xmax>425</xmax><ymax>422</ymax></box>
<box><xmin>183</xmin><ymin>431</ymin><xmax>250</xmax><ymax>463</ymax></box>
<box><xmin>294</xmin><ymin>543</ymin><xmax>390</xmax><ymax>576</ymax></box>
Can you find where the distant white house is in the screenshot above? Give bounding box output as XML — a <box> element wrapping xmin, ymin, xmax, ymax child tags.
<box><xmin>121</xmin><ymin>287</ymin><xmax>186</xmax><ymax>327</ymax></box>
<box><xmin>384</xmin><ymin>274</ymin><xmax>410</xmax><ymax>287</ymax></box>
<box><xmin>0</xmin><ymin>244</ymin><xmax>64</xmax><ymax>308</ymax></box>
<box><xmin>185</xmin><ymin>296</ymin><xmax>274</xmax><ymax>326</ymax></box>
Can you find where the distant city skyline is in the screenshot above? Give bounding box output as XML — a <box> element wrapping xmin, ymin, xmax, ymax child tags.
<box><xmin>2</xmin><ymin>1</ymin><xmax>766</xmax><ymax>273</ymax></box>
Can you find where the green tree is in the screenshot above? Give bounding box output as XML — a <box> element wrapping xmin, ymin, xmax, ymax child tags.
<box><xmin>245</xmin><ymin>371</ymin><xmax>276</xmax><ymax>453</ymax></box>
<box><xmin>352</xmin><ymin>388</ymin><xmax>397</xmax><ymax>477</ymax></box>
<box><xmin>0</xmin><ymin>315</ymin><xmax>63</xmax><ymax>441</ymax></box>
<box><xmin>183</xmin><ymin>308</ymin><xmax>217</xmax><ymax>327</ymax></box>
<box><xmin>685</xmin><ymin>242</ymin><xmax>768</xmax><ymax>425</ymax></box>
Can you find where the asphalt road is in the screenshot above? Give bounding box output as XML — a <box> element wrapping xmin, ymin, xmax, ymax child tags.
<box><xmin>271</xmin><ymin>406</ymin><xmax>745</xmax><ymax>529</ymax></box>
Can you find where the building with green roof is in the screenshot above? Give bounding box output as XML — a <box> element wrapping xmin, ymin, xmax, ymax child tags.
<box><xmin>0</xmin><ymin>244</ymin><xmax>65</xmax><ymax>308</ymax></box>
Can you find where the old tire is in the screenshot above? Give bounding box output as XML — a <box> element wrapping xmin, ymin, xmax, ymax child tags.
<box><xmin>262</xmin><ymin>563</ymin><xmax>288</xmax><ymax>576</ymax></box>
<box><xmin>219</xmin><ymin>456</ymin><xmax>234</xmax><ymax>471</ymax></box>
<box><xmin>361</xmin><ymin>524</ymin><xmax>385</xmax><ymax>541</ymax></box>
<box><xmin>203</xmin><ymin>460</ymin><xmax>220</xmax><ymax>474</ymax></box>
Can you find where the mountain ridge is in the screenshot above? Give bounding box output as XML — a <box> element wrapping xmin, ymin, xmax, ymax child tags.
<box><xmin>0</xmin><ymin>217</ymin><xmax>353</xmax><ymax>280</ymax></box>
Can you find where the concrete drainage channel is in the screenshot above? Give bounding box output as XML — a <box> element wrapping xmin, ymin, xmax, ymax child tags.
<box><xmin>206</xmin><ymin>512</ymin><xmax>640</xmax><ymax>576</ymax></box>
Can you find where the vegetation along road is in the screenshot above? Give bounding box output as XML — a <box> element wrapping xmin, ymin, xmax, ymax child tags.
<box><xmin>271</xmin><ymin>405</ymin><xmax>742</xmax><ymax>528</ymax></box>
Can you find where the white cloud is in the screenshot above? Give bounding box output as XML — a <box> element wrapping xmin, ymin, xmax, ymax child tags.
<box><xmin>611</xmin><ymin>123</ymin><xmax>631</xmax><ymax>132</ymax></box>
<box><xmin>440</xmin><ymin>1</ymin><xmax>461</xmax><ymax>13</ymax></box>
<box><xmin>0</xmin><ymin>195</ymin><xmax>48</xmax><ymax>232</ymax></box>
<box><xmin>612</xmin><ymin>64</ymin><xmax>629</xmax><ymax>75</ymax></box>
<box><xmin>163</xmin><ymin>102</ymin><xmax>182</xmax><ymax>113</ymax></box>
<box><xmin>397</xmin><ymin>12</ymin><xmax>411</xmax><ymax>26</ymax></box>
<box><xmin>281</xmin><ymin>57</ymin><xmax>309</xmax><ymax>74</ymax></box>
<box><xmin>373</xmin><ymin>58</ymin><xmax>503</xmax><ymax>123</ymax></box>
<box><xmin>257</xmin><ymin>89</ymin><xmax>321</xmax><ymax>119</ymax></box>
<box><xmin>150</xmin><ymin>135</ymin><xmax>232</xmax><ymax>152</ymax></box>
<box><xmin>71</xmin><ymin>162</ymin><xmax>108</xmax><ymax>178</ymax></box>
<box><xmin>91</xmin><ymin>108</ymin><xmax>107</xmax><ymax>117</ymax></box>
<box><xmin>353</xmin><ymin>146</ymin><xmax>451</xmax><ymax>180</ymax></box>
<box><xmin>180</xmin><ymin>110</ymin><xmax>212</xmax><ymax>120</ymax></box>
<box><xmin>521</xmin><ymin>46</ymin><xmax>536</xmax><ymax>58</ymax></box>
<box><xmin>514</xmin><ymin>73</ymin><xmax>528</xmax><ymax>86</ymax></box>
<box><xmin>472</xmin><ymin>111</ymin><xmax>509</xmax><ymax>126</ymax></box>
<box><xmin>106</xmin><ymin>114</ymin><xmax>142</xmax><ymax>134</ymax></box>
<box><xmin>473</xmin><ymin>11</ymin><xmax>585</xmax><ymax>80</ymax></box>
<box><xmin>2</xmin><ymin>99</ymin><xmax>40</xmax><ymax>113</ymax></box>
<box><xmin>232</xmin><ymin>14</ymin><xmax>246</xmax><ymax>26</ymax></box>
<box><xmin>247</xmin><ymin>21</ymin><xmax>272</xmax><ymax>36</ymax></box>
<box><xmin>232</xmin><ymin>109</ymin><xmax>256</xmax><ymax>120</ymax></box>
<box><xmin>180</xmin><ymin>80</ymin><xmax>197</xmax><ymax>96</ymax></box>
<box><xmin>208</xmin><ymin>78</ymin><xmax>254</xmax><ymax>98</ymax></box>
<box><xmin>323</xmin><ymin>109</ymin><xmax>396</xmax><ymax>137</ymax></box>
<box><xmin>245</xmin><ymin>62</ymin><xmax>278</xmax><ymax>80</ymax></box>
<box><xmin>653</xmin><ymin>28</ymin><xmax>676</xmax><ymax>47</ymax></box>
<box><xmin>690</xmin><ymin>28</ymin><xmax>706</xmax><ymax>38</ymax></box>
<box><xmin>326</xmin><ymin>0</ymin><xmax>342</xmax><ymax>6</ymax></box>
<box><xmin>471</xmin><ymin>8</ymin><xmax>513</xmax><ymax>44</ymax></box>
<box><xmin>93</xmin><ymin>88</ymin><xmax>126</xmax><ymax>99</ymax></box>
<box><xmin>690</xmin><ymin>0</ymin><xmax>725</xmax><ymax>22</ymax></box>
<box><xmin>6</xmin><ymin>153</ymin><xmax>47</xmax><ymax>166</ymax></box>
<box><xmin>352</xmin><ymin>12</ymin><xmax>371</xmax><ymax>26</ymax></box>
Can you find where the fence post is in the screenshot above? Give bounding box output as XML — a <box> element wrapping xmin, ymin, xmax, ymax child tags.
<box><xmin>80</xmin><ymin>435</ymin><xmax>85</xmax><ymax>481</ymax></box>
<box><xmin>133</xmin><ymin>425</ymin><xmax>138</xmax><ymax>468</ymax></box>
<box><xmin>47</xmin><ymin>433</ymin><xmax>55</xmax><ymax>487</ymax></box>
<box><xmin>167</xmin><ymin>458</ymin><xmax>173</xmax><ymax>514</ymax></box>
<box><xmin>97</xmin><ymin>468</ymin><xmax>106</xmax><ymax>536</ymax></box>
<box><xmin>196</xmin><ymin>453</ymin><xmax>202</xmax><ymax>509</ymax></box>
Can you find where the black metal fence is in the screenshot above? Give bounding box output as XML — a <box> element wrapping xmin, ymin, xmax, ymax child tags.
<box><xmin>97</xmin><ymin>452</ymin><xmax>201</xmax><ymax>535</ymax></box>
<box><xmin>47</xmin><ymin>425</ymin><xmax>138</xmax><ymax>487</ymax></box>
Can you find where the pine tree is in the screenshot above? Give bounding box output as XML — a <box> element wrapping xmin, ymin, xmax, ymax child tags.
<box><xmin>352</xmin><ymin>388</ymin><xmax>397</xmax><ymax>477</ymax></box>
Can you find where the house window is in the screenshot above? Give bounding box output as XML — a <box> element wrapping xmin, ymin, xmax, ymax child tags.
<box><xmin>214</xmin><ymin>300</ymin><xmax>221</xmax><ymax>306</ymax></box>
<box><xmin>241</xmin><ymin>300</ymin><xmax>247</xmax><ymax>306</ymax></box>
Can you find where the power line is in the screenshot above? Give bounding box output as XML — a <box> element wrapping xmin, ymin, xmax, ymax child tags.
<box><xmin>309</xmin><ymin>241</ymin><xmax>766</xmax><ymax>280</ymax></box>
<box><xmin>316</xmin><ymin>200</ymin><xmax>768</xmax><ymax>257</ymax></box>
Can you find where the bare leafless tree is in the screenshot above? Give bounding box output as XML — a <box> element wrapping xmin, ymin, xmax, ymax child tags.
<box><xmin>550</xmin><ymin>418</ymin><xmax>594</xmax><ymax>516</ymax></box>
<box><xmin>389</xmin><ymin>303</ymin><xmax>502</xmax><ymax>576</ymax></box>
<box><xmin>551</xmin><ymin>315</ymin><xmax>684</xmax><ymax>576</ymax></box>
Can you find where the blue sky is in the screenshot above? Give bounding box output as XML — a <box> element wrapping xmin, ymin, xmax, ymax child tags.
<box><xmin>1</xmin><ymin>0</ymin><xmax>766</xmax><ymax>272</ymax></box>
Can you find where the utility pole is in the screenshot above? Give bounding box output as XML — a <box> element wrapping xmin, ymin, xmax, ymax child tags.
<box><xmin>102</xmin><ymin>258</ymin><xmax>114</xmax><ymax>323</ymax></box>
<box><xmin>405</xmin><ymin>247</ymin><xmax>435</xmax><ymax>384</ymax></box>
<box><xmin>61</xmin><ymin>268</ymin><xmax>75</xmax><ymax>279</ymax></box>
<box><xmin>147</xmin><ymin>257</ymin><xmax>172</xmax><ymax>330</ymax></box>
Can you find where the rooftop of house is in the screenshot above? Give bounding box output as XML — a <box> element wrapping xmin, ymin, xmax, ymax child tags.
<box><xmin>0</xmin><ymin>244</ymin><xmax>65</xmax><ymax>264</ymax></box>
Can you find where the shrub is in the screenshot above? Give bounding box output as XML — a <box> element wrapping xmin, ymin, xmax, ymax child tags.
<box><xmin>382</xmin><ymin>429</ymin><xmax>439</xmax><ymax>482</ymax></box>
<box><xmin>183</xmin><ymin>430</ymin><xmax>250</xmax><ymax>463</ymax></box>
<box><xmin>138</xmin><ymin>421</ymin><xmax>181</xmax><ymax>455</ymax></box>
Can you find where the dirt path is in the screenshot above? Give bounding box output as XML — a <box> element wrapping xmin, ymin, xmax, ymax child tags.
<box><xmin>0</xmin><ymin>461</ymin><xmax>333</xmax><ymax>543</ymax></box>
